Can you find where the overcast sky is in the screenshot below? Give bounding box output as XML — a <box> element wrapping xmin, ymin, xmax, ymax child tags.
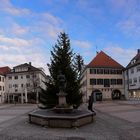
<box><xmin>0</xmin><ymin>0</ymin><xmax>139</xmax><ymax>74</ymax></box>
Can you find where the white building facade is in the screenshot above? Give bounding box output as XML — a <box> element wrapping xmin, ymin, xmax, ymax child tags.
<box><xmin>124</xmin><ymin>49</ymin><xmax>140</xmax><ymax>100</ymax></box>
<box><xmin>81</xmin><ymin>51</ymin><xmax>125</xmax><ymax>102</ymax></box>
<box><xmin>5</xmin><ymin>63</ymin><xmax>48</xmax><ymax>103</ymax></box>
<box><xmin>0</xmin><ymin>74</ymin><xmax>5</xmax><ymax>103</ymax></box>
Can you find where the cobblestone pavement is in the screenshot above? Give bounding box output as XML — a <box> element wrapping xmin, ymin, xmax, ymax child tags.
<box><xmin>0</xmin><ymin>102</ymin><xmax>139</xmax><ymax>140</ymax></box>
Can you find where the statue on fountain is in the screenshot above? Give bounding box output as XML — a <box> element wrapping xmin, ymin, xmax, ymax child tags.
<box><xmin>56</xmin><ymin>72</ymin><xmax>68</xmax><ymax>109</ymax></box>
<box><xmin>57</xmin><ymin>72</ymin><xmax>66</xmax><ymax>93</ymax></box>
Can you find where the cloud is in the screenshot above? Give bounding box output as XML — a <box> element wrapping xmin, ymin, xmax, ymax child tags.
<box><xmin>108</xmin><ymin>0</ymin><xmax>138</xmax><ymax>15</ymax></box>
<box><xmin>73</xmin><ymin>40</ymin><xmax>92</xmax><ymax>48</ymax></box>
<box><xmin>77</xmin><ymin>0</ymin><xmax>103</xmax><ymax>15</ymax></box>
<box><xmin>11</xmin><ymin>23</ymin><xmax>29</xmax><ymax>35</ymax></box>
<box><xmin>0</xmin><ymin>0</ymin><xmax>63</xmax><ymax>40</ymax></box>
<box><xmin>0</xmin><ymin>0</ymin><xmax>31</xmax><ymax>16</ymax></box>
<box><xmin>0</xmin><ymin>0</ymin><xmax>64</xmax><ymax>74</ymax></box>
<box><xmin>108</xmin><ymin>0</ymin><xmax>140</xmax><ymax>37</ymax></box>
<box><xmin>0</xmin><ymin>34</ymin><xmax>49</xmax><ymax>74</ymax></box>
<box><xmin>116</xmin><ymin>9</ymin><xmax>140</xmax><ymax>37</ymax></box>
<box><xmin>42</xmin><ymin>13</ymin><xmax>63</xmax><ymax>26</ymax></box>
<box><xmin>0</xmin><ymin>35</ymin><xmax>31</xmax><ymax>47</ymax></box>
<box><xmin>117</xmin><ymin>19</ymin><xmax>140</xmax><ymax>37</ymax></box>
<box><xmin>0</xmin><ymin>53</ymin><xmax>49</xmax><ymax>73</ymax></box>
<box><xmin>103</xmin><ymin>44</ymin><xmax>136</xmax><ymax>66</ymax></box>
<box><xmin>30</xmin><ymin>12</ymin><xmax>63</xmax><ymax>40</ymax></box>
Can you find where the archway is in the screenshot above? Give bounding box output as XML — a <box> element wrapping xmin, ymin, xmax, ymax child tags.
<box><xmin>92</xmin><ymin>89</ymin><xmax>102</xmax><ymax>101</ymax></box>
<box><xmin>112</xmin><ymin>89</ymin><xmax>121</xmax><ymax>100</ymax></box>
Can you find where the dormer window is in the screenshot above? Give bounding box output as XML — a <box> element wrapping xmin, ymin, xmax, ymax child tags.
<box><xmin>131</xmin><ymin>59</ymin><xmax>136</xmax><ymax>64</ymax></box>
<box><xmin>133</xmin><ymin>59</ymin><xmax>136</xmax><ymax>63</ymax></box>
<box><xmin>15</xmin><ymin>67</ymin><xmax>28</xmax><ymax>72</ymax></box>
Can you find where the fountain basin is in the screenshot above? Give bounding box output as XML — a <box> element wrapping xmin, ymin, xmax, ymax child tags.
<box><xmin>29</xmin><ymin>109</ymin><xmax>95</xmax><ymax>128</ymax></box>
<box><xmin>53</xmin><ymin>107</ymin><xmax>73</xmax><ymax>113</ymax></box>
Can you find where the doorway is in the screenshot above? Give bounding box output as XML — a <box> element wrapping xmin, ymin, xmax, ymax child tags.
<box><xmin>112</xmin><ymin>90</ymin><xmax>121</xmax><ymax>100</ymax></box>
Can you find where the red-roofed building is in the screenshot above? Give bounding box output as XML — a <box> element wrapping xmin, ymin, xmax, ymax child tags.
<box><xmin>81</xmin><ymin>51</ymin><xmax>125</xmax><ymax>102</ymax></box>
<box><xmin>87</xmin><ymin>51</ymin><xmax>124</xmax><ymax>69</ymax></box>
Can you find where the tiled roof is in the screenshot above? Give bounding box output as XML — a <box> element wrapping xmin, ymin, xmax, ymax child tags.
<box><xmin>13</xmin><ymin>63</ymin><xmax>41</xmax><ymax>72</ymax></box>
<box><xmin>0</xmin><ymin>66</ymin><xmax>11</xmax><ymax>75</ymax></box>
<box><xmin>87</xmin><ymin>51</ymin><xmax>124</xmax><ymax>69</ymax></box>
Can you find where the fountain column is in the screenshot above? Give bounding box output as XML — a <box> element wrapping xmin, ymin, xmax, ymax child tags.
<box><xmin>57</xmin><ymin>73</ymin><xmax>67</xmax><ymax>107</ymax></box>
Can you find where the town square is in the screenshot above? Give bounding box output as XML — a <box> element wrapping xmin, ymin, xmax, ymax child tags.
<box><xmin>0</xmin><ymin>0</ymin><xmax>140</xmax><ymax>140</ymax></box>
<box><xmin>0</xmin><ymin>101</ymin><xmax>139</xmax><ymax>139</ymax></box>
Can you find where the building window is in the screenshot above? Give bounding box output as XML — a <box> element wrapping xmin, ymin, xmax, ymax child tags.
<box><xmin>21</xmin><ymin>75</ymin><xmax>23</xmax><ymax>79</ymax></box>
<box><xmin>15</xmin><ymin>89</ymin><xmax>18</xmax><ymax>92</ymax></box>
<box><xmin>32</xmin><ymin>74</ymin><xmax>36</xmax><ymax>78</ymax></box>
<box><xmin>21</xmin><ymin>84</ymin><xmax>24</xmax><ymax>88</ymax></box>
<box><xmin>117</xmin><ymin>70</ymin><xmax>122</xmax><ymax>74</ymax></box>
<box><xmin>117</xmin><ymin>79</ymin><xmax>123</xmax><ymax>85</ymax></box>
<box><xmin>13</xmin><ymin>84</ymin><xmax>18</xmax><ymax>88</ymax></box>
<box><xmin>97</xmin><ymin>79</ymin><xmax>103</xmax><ymax>85</ymax></box>
<box><xmin>34</xmin><ymin>83</ymin><xmax>38</xmax><ymax>87</ymax></box>
<box><xmin>0</xmin><ymin>76</ymin><xmax>1</xmax><ymax>81</ymax></box>
<box><xmin>104</xmin><ymin>69</ymin><xmax>110</xmax><ymax>74</ymax></box>
<box><xmin>110</xmin><ymin>69</ymin><xmax>114</xmax><ymax>74</ymax></box>
<box><xmin>9</xmin><ymin>84</ymin><xmax>12</xmax><ymax>88</ymax></box>
<box><xmin>26</xmin><ymin>83</ymin><xmax>30</xmax><ymax>87</ymax></box>
<box><xmin>104</xmin><ymin>79</ymin><xmax>110</xmax><ymax>87</ymax></box>
<box><xmin>3</xmin><ymin>86</ymin><xmax>4</xmax><ymax>91</ymax></box>
<box><xmin>8</xmin><ymin>76</ymin><xmax>12</xmax><ymax>80</ymax></box>
<box><xmin>126</xmin><ymin>71</ymin><xmax>128</xmax><ymax>76</ymax></box>
<box><xmin>90</xmin><ymin>69</ymin><xmax>96</xmax><ymax>74</ymax></box>
<box><xmin>97</xmin><ymin>69</ymin><xmax>103</xmax><ymax>74</ymax></box>
<box><xmin>26</xmin><ymin>75</ymin><xmax>30</xmax><ymax>78</ymax></box>
<box><xmin>131</xmin><ymin>68</ymin><xmax>134</xmax><ymax>74</ymax></box>
<box><xmin>129</xmin><ymin>79</ymin><xmax>132</xmax><ymax>84</ymax></box>
<box><xmin>90</xmin><ymin>79</ymin><xmax>96</xmax><ymax>85</ymax></box>
<box><xmin>133</xmin><ymin>78</ymin><xmax>137</xmax><ymax>83</ymax></box>
<box><xmin>111</xmin><ymin>79</ymin><xmax>117</xmax><ymax>85</ymax></box>
<box><xmin>15</xmin><ymin>76</ymin><xmax>18</xmax><ymax>79</ymax></box>
<box><xmin>137</xmin><ymin>66</ymin><xmax>140</xmax><ymax>72</ymax></box>
<box><xmin>2</xmin><ymin>77</ymin><xmax>4</xmax><ymax>82</ymax></box>
<box><xmin>0</xmin><ymin>86</ymin><xmax>1</xmax><ymax>91</ymax></box>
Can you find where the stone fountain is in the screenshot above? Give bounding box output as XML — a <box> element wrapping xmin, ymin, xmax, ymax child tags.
<box><xmin>29</xmin><ymin>73</ymin><xmax>96</xmax><ymax>128</ymax></box>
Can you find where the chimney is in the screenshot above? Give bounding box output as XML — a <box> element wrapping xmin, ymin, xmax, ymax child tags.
<box><xmin>29</xmin><ymin>62</ymin><xmax>31</xmax><ymax>66</ymax></box>
<box><xmin>138</xmin><ymin>49</ymin><xmax>140</xmax><ymax>54</ymax></box>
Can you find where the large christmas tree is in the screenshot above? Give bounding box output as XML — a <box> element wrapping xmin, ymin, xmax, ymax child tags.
<box><xmin>40</xmin><ymin>32</ymin><xmax>83</xmax><ymax>108</ymax></box>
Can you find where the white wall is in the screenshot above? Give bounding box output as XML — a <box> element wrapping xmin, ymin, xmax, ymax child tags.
<box><xmin>128</xmin><ymin>66</ymin><xmax>140</xmax><ymax>89</ymax></box>
<box><xmin>0</xmin><ymin>75</ymin><xmax>5</xmax><ymax>103</ymax></box>
<box><xmin>5</xmin><ymin>71</ymin><xmax>47</xmax><ymax>96</ymax></box>
<box><xmin>81</xmin><ymin>68</ymin><xmax>124</xmax><ymax>101</ymax></box>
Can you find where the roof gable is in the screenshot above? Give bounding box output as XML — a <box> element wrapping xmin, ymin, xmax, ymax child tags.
<box><xmin>87</xmin><ymin>51</ymin><xmax>124</xmax><ymax>69</ymax></box>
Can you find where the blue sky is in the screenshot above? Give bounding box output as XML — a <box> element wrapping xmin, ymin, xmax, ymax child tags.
<box><xmin>0</xmin><ymin>0</ymin><xmax>140</xmax><ymax>74</ymax></box>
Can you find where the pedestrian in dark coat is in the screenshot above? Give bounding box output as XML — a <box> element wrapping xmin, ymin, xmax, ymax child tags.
<box><xmin>88</xmin><ymin>96</ymin><xmax>94</xmax><ymax>112</ymax></box>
